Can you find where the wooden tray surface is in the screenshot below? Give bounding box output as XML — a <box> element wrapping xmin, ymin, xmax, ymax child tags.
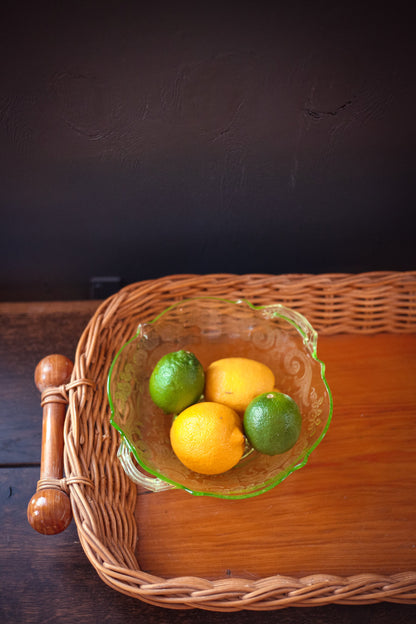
<box><xmin>135</xmin><ymin>333</ymin><xmax>416</xmax><ymax>580</ymax></box>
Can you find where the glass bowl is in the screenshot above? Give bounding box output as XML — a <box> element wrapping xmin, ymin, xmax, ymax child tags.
<box><xmin>107</xmin><ymin>297</ymin><xmax>333</xmax><ymax>499</ymax></box>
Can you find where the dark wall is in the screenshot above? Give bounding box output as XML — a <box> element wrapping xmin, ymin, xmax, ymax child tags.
<box><xmin>1</xmin><ymin>2</ymin><xmax>414</xmax><ymax>300</ymax></box>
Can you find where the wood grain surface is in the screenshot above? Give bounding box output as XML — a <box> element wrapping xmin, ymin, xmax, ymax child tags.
<box><xmin>135</xmin><ymin>334</ymin><xmax>416</xmax><ymax>579</ymax></box>
<box><xmin>1</xmin><ymin>300</ymin><xmax>416</xmax><ymax>623</ymax></box>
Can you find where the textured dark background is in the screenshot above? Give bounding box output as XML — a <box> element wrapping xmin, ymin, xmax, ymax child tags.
<box><xmin>1</xmin><ymin>2</ymin><xmax>414</xmax><ymax>301</ymax></box>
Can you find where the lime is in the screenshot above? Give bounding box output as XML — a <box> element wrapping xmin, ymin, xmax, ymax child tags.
<box><xmin>243</xmin><ymin>391</ymin><xmax>302</xmax><ymax>455</ymax></box>
<box><xmin>149</xmin><ymin>350</ymin><xmax>205</xmax><ymax>414</ymax></box>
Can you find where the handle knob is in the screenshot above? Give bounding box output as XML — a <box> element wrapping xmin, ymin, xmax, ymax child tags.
<box><xmin>27</xmin><ymin>355</ymin><xmax>74</xmax><ymax>535</ymax></box>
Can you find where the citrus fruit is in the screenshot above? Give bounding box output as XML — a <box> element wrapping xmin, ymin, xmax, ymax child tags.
<box><xmin>149</xmin><ymin>350</ymin><xmax>204</xmax><ymax>414</ymax></box>
<box><xmin>243</xmin><ymin>391</ymin><xmax>302</xmax><ymax>455</ymax></box>
<box><xmin>170</xmin><ymin>402</ymin><xmax>245</xmax><ymax>475</ymax></box>
<box><xmin>204</xmin><ymin>357</ymin><xmax>275</xmax><ymax>414</ymax></box>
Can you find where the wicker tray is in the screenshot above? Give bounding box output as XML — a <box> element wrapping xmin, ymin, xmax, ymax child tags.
<box><xmin>56</xmin><ymin>272</ymin><xmax>416</xmax><ymax>610</ymax></box>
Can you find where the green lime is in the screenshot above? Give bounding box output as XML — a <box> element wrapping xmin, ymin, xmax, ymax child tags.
<box><xmin>243</xmin><ymin>391</ymin><xmax>302</xmax><ymax>455</ymax></box>
<box><xmin>149</xmin><ymin>350</ymin><xmax>205</xmax><ymax>414</ymax></box>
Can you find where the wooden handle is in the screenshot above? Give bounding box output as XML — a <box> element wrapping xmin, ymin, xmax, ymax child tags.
<box><xmin>27</xmin><ymin>354</ymin><xmax>74</xmax><ymax>535</ymax></box>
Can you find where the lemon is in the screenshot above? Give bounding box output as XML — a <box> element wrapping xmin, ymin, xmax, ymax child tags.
<box><xmin>149</xmin><ymin>350</ymin><xmax>205</xmax><ymax>414</ymax></box>
<box><xmin>243</xmin><ymin>391</ymin><xmax>302</xmax><ymax>455</ymax></box>
<box><xmin>204</xmin><ymin>357</ymin><xmax>275</xmax><ymax>414</ymax></box>
<box><xmin>170</xmin><ymin>401</ymin><xmax>245</xmax><ymax>475</ymax></box>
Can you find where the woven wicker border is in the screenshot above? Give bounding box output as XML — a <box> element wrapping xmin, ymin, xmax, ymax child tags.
<box><xmin>62</xmin><ymin>271</ymin><xmax>416</xmax><ymax>610</ymax></box>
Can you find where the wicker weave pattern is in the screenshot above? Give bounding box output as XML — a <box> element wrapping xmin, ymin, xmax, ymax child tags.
<box><xmin>62</xmin><ymin>272</ymin><xmax>416</xmax><ymax>610</ymax></box>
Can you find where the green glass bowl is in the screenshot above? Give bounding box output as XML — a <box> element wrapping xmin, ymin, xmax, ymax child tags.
<box><xmin>107</xmin><ymin>297</ymin><xmax>333</xmax><ymax>499</ymax></box>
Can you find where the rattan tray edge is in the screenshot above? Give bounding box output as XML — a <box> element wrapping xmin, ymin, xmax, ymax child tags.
<box><xmin>62</xmin><ymin>271</ymin><xmax>416</xmax><ymax>611</ymax></box>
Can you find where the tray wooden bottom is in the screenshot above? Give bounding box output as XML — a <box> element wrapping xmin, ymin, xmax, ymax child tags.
<box><xmin>134</xmin><ymin>333</ymin><xmax>416</xmax><ymax>580</ymax></box>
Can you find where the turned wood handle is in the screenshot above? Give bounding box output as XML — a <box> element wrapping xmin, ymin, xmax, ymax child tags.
<box><xmin>27</xmin><ymin>354</ymin><xmax>74</xmax><ymax>535</ymax></box>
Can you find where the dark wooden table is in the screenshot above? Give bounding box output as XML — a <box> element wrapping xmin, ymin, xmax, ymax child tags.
<box><xmin>1</xmin><ymin>300</ymin><xmax>415</xmax><ymax>623</ymax></box>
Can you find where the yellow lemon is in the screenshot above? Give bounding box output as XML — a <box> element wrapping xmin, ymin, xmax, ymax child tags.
<box><xmin>170</xmin><ymin>402</ymin><xmax>245</xmax><ymax>475</ymax></box>
<box><xmin>204</xmin><ymin>357</ymin><xmax>275</xmax><ymax>414</ymax></box>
